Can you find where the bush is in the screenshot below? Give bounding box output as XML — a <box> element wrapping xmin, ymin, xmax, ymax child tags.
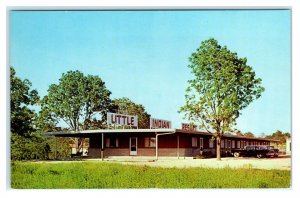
<box><xmin>11</xmin><ymin>133</ymin><xmax>49</xmax><ymax>161</ymax></box>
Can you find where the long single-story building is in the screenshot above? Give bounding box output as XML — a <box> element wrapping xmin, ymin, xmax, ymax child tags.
<box><xmin>44</xmin><ymin>128</ymin><xmax>278</xmax><ymax>160</ymax></box>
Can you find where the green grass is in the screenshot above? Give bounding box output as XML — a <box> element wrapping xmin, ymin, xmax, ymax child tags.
<box><xmin>11</xmin><ymin>161</ymin><xmax>290</xmax><ymax>189</ymax></box>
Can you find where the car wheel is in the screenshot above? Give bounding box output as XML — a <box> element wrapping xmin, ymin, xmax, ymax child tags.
<box><xmin>234</xmin><ymin>152</ymin><xmax>240</xmax><ymax>157</ymax></box>
<box><xmin>257</xmin><ymin>154</ymin><xmax>263</xmax><ymax>159</ymax></box>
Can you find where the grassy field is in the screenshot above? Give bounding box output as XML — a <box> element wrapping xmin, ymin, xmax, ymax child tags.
<box><xmin>11</xmin><ymin>161</ymin><xmax>290</xmax><ymax>189</ymax></box>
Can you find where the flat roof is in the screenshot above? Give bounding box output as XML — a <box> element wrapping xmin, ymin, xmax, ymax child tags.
<box><xmin>223</xmin><ymin>134</ymin><xmax>279</xmax><ymax>142</ymax></box>
<box><xmin>44</xmin><ymin>128</ymin><xmax>176</xmax><ymax>137</ymax></box>
<box><xmin>175</xmin><ymin>129</ymin><xmax>279</xmax><ymax>142</ymax></box>
<box><xmin>44</xmin><ymin>128</ymin><xmax>279</xmax><ymax>141</ymax></box>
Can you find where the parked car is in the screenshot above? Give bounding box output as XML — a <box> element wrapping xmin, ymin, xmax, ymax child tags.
<box><xmin>231</xmin><ymin>145</ymin><xmax>279</xmax><ymax>158</ymax></box>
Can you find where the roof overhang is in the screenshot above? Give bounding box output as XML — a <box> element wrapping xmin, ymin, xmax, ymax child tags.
<box><xmin>175</xmin><ymin>130</ymin><xmax>278</xmax><ymax>142</ymax></box>
<box><xmin>44</xmin><ymin>128</ymin><xmax>176</xmax><ymax>137</ymax></box>
<box><xmin>175</xmin><ymin>129</ymin><xmax>213</xmax><ymax>136</ymax></box>
<box><xmin>43</xmin><ymin>128</ymin><xmax>280</xmax><ymax>142</ymax></box>
<box><xmin>224</xmin><ymin>135</ymin><xmax>280</xmax><ymax>142</ymax></box>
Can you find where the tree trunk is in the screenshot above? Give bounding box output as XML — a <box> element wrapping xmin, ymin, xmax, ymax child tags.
<box><xmin>74</xmin><ymin>138</ymin><xmax>80</xmax><ymax>154</ymax></box>
<box><xmin>216</xmin><ymin>135</ymin><xmax>221</xmax><ymax>160</ymax></box>
<box><xmin>76</xmin><ymin>138</ymin><xmax>85</xmax><ymax>154</ymax></box>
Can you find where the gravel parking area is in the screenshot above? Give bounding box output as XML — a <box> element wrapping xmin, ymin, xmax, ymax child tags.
<box><xmin>93</xmin><ymin>155</ymin><xmax>291</xmax><ymax>170</ymax></box>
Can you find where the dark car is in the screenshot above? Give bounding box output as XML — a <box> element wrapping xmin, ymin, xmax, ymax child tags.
<box><xmin>231</xmin><ymin>145</ymin><xmax>279</xmax><ymax>158</ymax></box>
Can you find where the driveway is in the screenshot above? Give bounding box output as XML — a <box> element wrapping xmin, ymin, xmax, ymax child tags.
<box><xmin>91</xmin><ymin>155</ymin><xmax>291</xmax><ymax>170</ymax></box>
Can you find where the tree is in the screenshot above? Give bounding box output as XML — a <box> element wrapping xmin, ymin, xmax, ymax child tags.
<box><xmin>244</xmin><ymin>132</ymin><xmax>255</xmax><ymax>138</ymax></box>
<box><xmin>35</xmin><ymin>106</ymin><xmax>71</xmax><ymax>159</ymax></box>
<box><xmin>112</xmin><ymin>97</ymin><xmax>151</xmax><ymax>129</ymax></box>
<box><xmin>10</xmin><ymin>67</ymin><xmax>39</xmax><ymax>136</ymax></box>
<box><xmin>179</xmin><ymin>38</ymin><xmax>264</xmax><ymax>160</ymax></box>
<box><xmin>259</xmin><ymin>132</ymin><xmax>266</xmax><ymax>138</ymax></box>
<box><xmin>41</xmin><ymin>70</ymin><xmax>112</xmax><ymax>153</ymax></box>
<box><xmin>235</xmin><ymin>131</ymin><xmax>244</xmax><ymax>137</ymax></box>
<box><xmin>265</xmin><ymin>130</ymin><xmax>290</xmax><ymax>148</ymax></box>
<box><xmin>10</xmin><ymin>67</ymin><xmax>50</xmax><ymax>160</ymax></box>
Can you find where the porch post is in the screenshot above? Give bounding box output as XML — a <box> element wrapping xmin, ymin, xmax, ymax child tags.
<box><xmin>177</xmin><ymin>135</ymin><xmax>179</xmax><ymax>159</ymax></box>
<box><xmin>155</xmin><ymin>134</ymin><xmax>158</xmax><ymax>161</ymax></box>
<box><xmin>101</xmin><ymin>133</ymin><xmax>104</xmax><ymax>161</ymax></box>
<box><xmin>54</xmin><ymin>136</ymin><xmax>57</xmax><ymax>159</ymax></box>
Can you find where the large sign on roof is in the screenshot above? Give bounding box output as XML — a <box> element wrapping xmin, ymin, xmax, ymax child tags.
<box><xmin>107</xmin><ymin>112</ymin><xmax>138</xmax><ymax>127</ymax></box>
<box><xmin>150</xmin><ymin>118</ymin><xmax>172</xmax><ymax>129</ymax></box>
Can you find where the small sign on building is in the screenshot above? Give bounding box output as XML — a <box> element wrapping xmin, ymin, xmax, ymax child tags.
<box><xmin>107</xmin><ymin>112</ymin><xmax>138</xmax><ymax>127</ymax></box>
<box><xmin>181</xmin><ymin>123</ymin><xmax>197</xmax><ymax>131</ymax></box>
<box><xmin>150</xmin><ymin>118</ymin><xmax>172</xmax><ymax>129</ymax></box>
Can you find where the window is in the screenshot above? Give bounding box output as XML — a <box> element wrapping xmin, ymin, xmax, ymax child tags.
<box><xmin>237</xmin><ymin>141</ymin><xmax>240</xmax><ymax>148</ymax></box>
<box><xmin>144</xmin><ymin>137</ymin><xmax>156</xmax><ymax>147</ymax></box>
<box><xmin>225</xmin><ymin>139</ymin><xmax>227</xmax><ymax>148</ymax></box>
<box><xmin>192</xmin><ymin>137</ymin><xmax>198</xmax><ymax>147</ymax></box>
<box><xmin>105</xmin><ymin>138</ymin><xmax>119</xmax><ymax>148</ymax></box>
<box><xmin>105</xmin><ymin>138</ymin><xmax>110</xmax><ymax>147</ymax></box>
<box><xmin>209</xmin><ymin>139</ymin><xmax>214</xmax><ymax>148</ymax></box>
<box><xmin>232</xmin><ymin>140</ymin><xmax>235</xmax><ymax>149</ymax></box>
<box><xmin>227</xmin><ymin>140</ymin><xmax>231</xmax><ymax>148</ymax></box>
<box><xmin>116</xmin><ymin>138</ymin><xmax>119</xmax><ymax>147</ymax></box>
<box><xmin>247</xmin><ymin>146</ymin><xmax>255</xmax><ymax>151</ymax></box>
<box><xmin>200</xmin><ymin>138</ymin><xmax>204</xmax><ymax>149</ymax></box>
<box><xmin>241</xmin><ymin>141</ymin><xmax>244</xmax><ymax>148</ymax></box>
<box><xmin>221</xmin><ymin>140</ymin><xmax>224</xmax><ymax>148</ymax></box>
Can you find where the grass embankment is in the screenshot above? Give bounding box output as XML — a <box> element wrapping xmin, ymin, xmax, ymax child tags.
<box><xmin>11</xmin><ymin>161</ymin><xmax>290</xmax><ymax>189</ymax></box>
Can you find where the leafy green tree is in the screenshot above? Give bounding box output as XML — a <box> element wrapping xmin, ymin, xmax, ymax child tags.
<box><xmin>10</xmin><ymin>67</ymin><xmax>50</xmax><ymax>160</ymax></box>
<box><xmin>10</xmin><ymin>67</ymin><xmax>39</xmax><ymax>136</ymax></box>
<box><xmin>42</xmin><ymin>70</ymin><xmax>112</xmax><ymax>130</ymax></box>
<box><xmin>41</xmin><ymin>70</ymin><xmax>112</xmax><ymax>153</ymax></box>
<box><xmin>235</xmin><ymin>130</ymin><xmax>244</xmax><ymax>137</ymax></box>
<box><xmin>244</xmin><ymin>132</ymin><xmax>255</xmax><ymax>138</ymax></box>
<box><xmin>265</xmin><ymin>130</ymin><xmax>290</xmax><ymax>149</ymax></box>
<box><xmin>259</xmin><ymin>132</ymin><xmax>266</xmax><ymax>138</ymax></box>
<box><xmin>112</xmin><ymin>97</ymin><xmax>151</xmax><ymax>129</ymax></box>
<box><xmin>35</xmin><ymin>109</ymin><xmax>71</xmax><ymax>159</ymax></box>
<box><xmin>179</xmin><ymin>38</ymin><xmax>264</xmax><ymax>160</ymax></box>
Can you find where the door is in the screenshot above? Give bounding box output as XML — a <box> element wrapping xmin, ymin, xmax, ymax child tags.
<box><xmin>130</xmin><ymin>137</ymin><xmax>137</xmax><ymax>155</ymax></box>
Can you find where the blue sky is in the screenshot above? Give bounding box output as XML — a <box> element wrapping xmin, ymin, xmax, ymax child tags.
<box><xmin>9</xmin><ymin>10</ymin><xmax>291</xmax><ymax>136</ymax></box>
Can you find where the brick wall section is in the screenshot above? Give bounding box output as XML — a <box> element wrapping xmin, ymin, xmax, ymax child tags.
<box><xmin>88</xmin><ymin>134</ymin><xmax>273</xmax><ymax>158</ymax></box>
<box><xmin>88</xmin><ymin>148</ymin><xmax>195</xmax><ymax>158</ymax></box>
<box><xmin>135</xmin><ymin>148</ymin><xmax>156</xmax><ymax>156</ymax></box>
<box><xmin>88</xmin><ymin>148</ymin><xmax>101</xmax><ymax>158</ymax></box>
<box><xmin>89</xmin><ymin>147</ymin><xmax>262</xmax><ymax>158</ymax></box>
<box><xmin>104</xmin><ymin>148</ymin><xmax>130</xmax><ymax>156</ymax></box>
<box><xmin>89</xmin><ymin>148</ymin><xmax>233</xmax><ymax>158</ymax></box>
